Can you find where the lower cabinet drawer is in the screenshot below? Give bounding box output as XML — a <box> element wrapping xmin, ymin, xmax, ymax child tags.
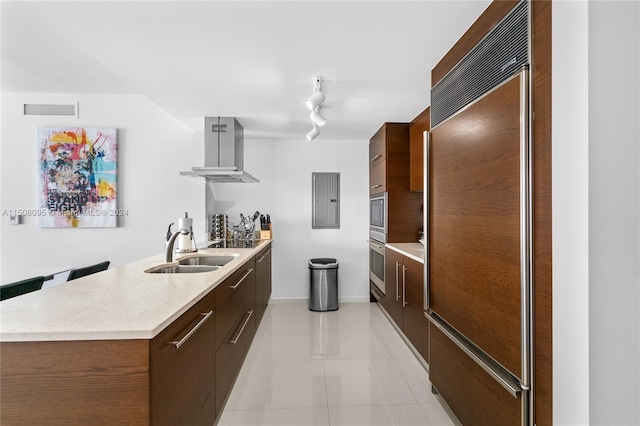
<box><xmin>215</xmin><ymin>262</ymin><xmax>256</xmax><ymax>350</ymax></box>
<box><xmin>430</xmin><ymin>326</ymin><xmax>522</xmax><ymax>425</ymax></box>
<box><xmin>151</xmin><ymin>290</ymin><xmax>216</xmax><ymax>426</ymax></box>
<box><xmin>370</xmin><ymin>281</ymin><xmax>385</xmax><ymax>308</ymax></box>
<box><xmin>215</xmin><ymin>294</ymin><xmax>257</xmax><ymax>415</ymax></box>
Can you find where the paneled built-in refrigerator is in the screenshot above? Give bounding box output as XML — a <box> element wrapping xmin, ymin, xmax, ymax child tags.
<box><xmin>423</xmin><ymin>1</ymin><xmax>533</xmax><ymax>424</ymax></box>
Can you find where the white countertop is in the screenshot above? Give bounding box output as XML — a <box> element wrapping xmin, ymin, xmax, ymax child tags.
<box><xmin>0</xmin><ymin>240</ymin><xmax>270</xmax><ymax>343</ymax></box>
<box><xmin>385</xmin><ymin>242</ymin><xmax>425</xmax><ymax>264</ymax></box>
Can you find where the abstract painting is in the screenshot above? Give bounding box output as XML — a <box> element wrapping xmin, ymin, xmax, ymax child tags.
<box><xmin>37</xmin><ymin>127</ymin><xmax>118</xmax><ymax>228</ymax></box>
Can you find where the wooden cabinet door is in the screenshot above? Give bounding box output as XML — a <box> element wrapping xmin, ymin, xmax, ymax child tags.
<box><xmin>430</xmin><ymin>74</ymin><xmax>523</xmax><ymax>379</ymax></box>
<box><xmin>369</xmin><ymin>160</ymin><xmax>386</xmax><ymax>195</ymax></box>
<box><xmin>384</xmin><ymin>248</ymin><xmax>404</xmax><ymax>329</ymax></box>
<box><xmin>215</xmin><ymin>294</ymin><xmax>257</xmax><ymax>414</ymax></box>
<box><xmin>215</xmin><ymin>259</ymin><xmax>256</xmax><ymax>350</ymax></box>
<box><xmin>409</xmin><ymin>107</ymin><xmax>430</xmax><ymax>192</ymax></box>
<box><xmin>402</xmin><ymin>256</ymin><xmax>429</xmax><ymax>361</ymax></box>
<box><xmin>255</xmin><ymin>245</ymin><xmax>272</xmax><ymax>323</ymax></box>
<box><xmin>369</xmin><ymin>125</ymin><xmax>386</xmax><ymax>168</ymax></box>
<box><xmin>430</xmin><ymin>326</ymin><xmax>521</xmax><ymax>425</ymax></box>
<box><xmin>150</xmin><ymin>290</ymin><xmax>216</xmax><ymax>426</ymax></box>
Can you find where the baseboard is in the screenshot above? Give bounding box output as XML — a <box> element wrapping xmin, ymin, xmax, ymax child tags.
<box><xmin>269</xmin><ymin>296</ymin><xmax>371</xmax><ymax>304</ymax></box>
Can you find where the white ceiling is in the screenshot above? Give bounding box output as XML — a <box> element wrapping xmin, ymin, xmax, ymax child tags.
<box><xmin>1</xmin><ymin>1</ymin><xmax>491</xmax><ymax>140</ymax></box>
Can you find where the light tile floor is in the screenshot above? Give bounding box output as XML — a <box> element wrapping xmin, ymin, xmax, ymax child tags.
<box><xmin>217</xmin><ymin>302</ymin><xmax>461</xmax><ymax>426</ymax></box>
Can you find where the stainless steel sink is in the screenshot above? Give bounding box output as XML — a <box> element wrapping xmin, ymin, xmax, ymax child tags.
<box><xmin>146</xmin><ymin>265</ymin><xmax>220</xmax><ymax>274</ymax></box>
<box><xmin>178</xmin><ymin>255</ymin><xmax>237</xmax><ymax>267</ymax></box>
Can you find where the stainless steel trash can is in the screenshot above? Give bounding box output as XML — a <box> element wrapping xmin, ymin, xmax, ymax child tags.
<box><xmin>309</xmin><ymin>258</ymin><xmax>339</xmax><ymax>311</ymax></box>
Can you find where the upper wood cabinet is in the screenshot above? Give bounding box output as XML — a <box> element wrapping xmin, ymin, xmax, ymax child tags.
<box><xmin>409</xmin><ymin>106</ymin><xmax>430</xmax><ymax>192</ymax></box>
<box><xmin>368</xmin><ymin>123</ymin><xmax>410</xmax><ymax>195</ymax></box>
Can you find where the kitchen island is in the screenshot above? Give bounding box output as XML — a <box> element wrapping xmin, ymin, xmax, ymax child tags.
<box><xmin>0</xmin><ymin>240</ymin><xmax>272</xmax><ymax>425</ymax></box>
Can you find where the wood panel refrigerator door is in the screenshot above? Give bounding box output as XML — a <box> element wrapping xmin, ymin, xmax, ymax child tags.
<box><xmin>429</xmin><ymin>74</ymin><xmax>524</xmax><ymax>381</ymax></box>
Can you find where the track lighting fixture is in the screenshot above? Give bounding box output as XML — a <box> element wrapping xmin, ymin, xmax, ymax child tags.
<box><xmin>306</xmin><ymin>77</ymin><xmax>325</xmax><ymax>110</ymax></box>
<box><xmin>306</xmin><ymin>125</ymin><xmax>320</xmax><ymax>141</ymax></box>
<box><xmin>310</xmin><ymin>109</ymin><xmax>327</xmax><ymax>127</ymax></box>
<box><xmin>306</xmin><ymin>90</ymin><xmax>325</xmax><ymax>110</ymax></box>
<box><xmin>305</xmin><ymin>76</ymin><xmax>327</xmax><ymax>140</ymax></box>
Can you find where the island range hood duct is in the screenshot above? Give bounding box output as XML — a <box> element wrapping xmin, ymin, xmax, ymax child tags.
<box><xmin>180</xmin><ymin>117</ymin><xmax>259</xmax><ymax>183</ymax></box>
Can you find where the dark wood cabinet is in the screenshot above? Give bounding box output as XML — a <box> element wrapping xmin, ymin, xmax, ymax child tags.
<box><xmin>409</xmin><ymin>106</ymin><xmax>430</xmax><ymax>192</ymax></box>
<box><xmin>384</xmin><ymin>248</ymin><xmax>404</xmax><ymax>329</ymax></box>
<box><xmin>255</xmin><ymin>243</ymin><xmax>272</xmax><ymax>324</ymax></box>
<box><xmin>150</xmin><ymin>290</ymin><xmax>216</xmax><ymax>426</ymax></box>
<box><xmin>0</xmin><ymin>245</ymin><xmax>273</xmax><ymax>426</ymax></box>
<box><xmin>214</xmin><ymin>248</ymin><xmax>270</xmax><ymax>416</ymax></box>
<box><xmin>215</xmin><ymin>259</ymin><xmax>256</xmax><ymax>350</ymax></box>
<box><xmin>383</xmin><ymin>248</ymin><xmax>429</xmax><ymax>362</ymax></box>
<box><xmin>430</xmin><ymin>326</ymin><xmax>521</xmax><ymax>426</ymax></box>
<box><xmin>369</xmin><ymin>123</ymin><xmax>408</xmax><ymax>196</ymax></box>
<box><xmin>369</xmin><ymin>123</ymin><xmax>423</xmax><ymax>243</ymax></box>
<box><xmin>215</xmin><ymin>293</ymin><xmax>256</xmax><ymax>414</ymax></box>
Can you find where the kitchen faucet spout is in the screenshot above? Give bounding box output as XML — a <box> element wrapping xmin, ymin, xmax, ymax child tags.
<box><xmin>165</xmin><ymin>230</ymin><xmax>187</xmax><ymax>263</ymax></box>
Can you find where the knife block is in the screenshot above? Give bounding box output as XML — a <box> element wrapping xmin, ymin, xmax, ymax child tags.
<box><xmin>259</xmin><ymin>223</ymin><xmax>272</xmax><ymax>240</ymax></box>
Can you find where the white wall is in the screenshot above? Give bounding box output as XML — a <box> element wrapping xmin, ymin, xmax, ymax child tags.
<box><xmin>552</xmin><ymin>2</ymin><xmax>591</xmax><ymax>424</ymax></box>
<box><xmin>588</xmin><ymin>1</ymin><xmax>640</xmax><ymax>425</ymax></box>
<box><xmin>0</xmin><ymin>93</ymin><xmax>205</xmax><ymax>272</ymax></box>
<box><xmin>209</xmin><ymin>138</ymin><xmax>370</xmax><ymax>303</ymax></box>
<box><xmin>553</xmin><ymin>1</ymin><xmax>640</xmax><ymax>424</ymax></box>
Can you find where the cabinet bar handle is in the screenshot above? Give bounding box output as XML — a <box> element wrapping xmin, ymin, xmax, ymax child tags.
<box><xmin>229</xmin><ymin>268</ymin><xmax>253</xmax><ymax>289</ymax></box>
<box><xmin>395</xmin><ymin>261</ymin><xmax>400</xmax><ymax>301</ymax></box>
<box><xmin>229</xmin><ymin>310</ymin><xmax>253</xmax><ymax>345</ymax></box>
<box><xmin>170</xmin><ymin>310</ymin><xmax>213</xmax><ymax>349</ymax></box>
<box><xmin>370</xmin><ymin>184</ymin><xmax>382</xmax><ymax>189</ymax></box>
<box><xmin>402</xmin><ymin>265</ymin><xmax>407</xmax><ymax>307</ymax></box>
<box><xmin>257</xmin><ymin>250</ymin><xmax>271</xmax><ymax>263</ymax></box>
<box><xmin>370</xmin><ymin>154</ymin><xmax>382</xmax><ymax>162</ymax></box>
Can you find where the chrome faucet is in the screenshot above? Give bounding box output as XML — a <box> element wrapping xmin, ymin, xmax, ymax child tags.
<box><xmin>165</xmin><ymin>230</ymin><xmax>188</xmax><ymax>263</ymax></box>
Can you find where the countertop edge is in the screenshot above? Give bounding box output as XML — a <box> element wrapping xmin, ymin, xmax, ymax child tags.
<box><xmin>0</xmin><ymin>240</ymin><xmax>272</xmax><ymax>343</ymax></box>
<box><xmin>385</xmin><ymin>242</ymin><xmax>425</xmax><ymax>264</ymax></box>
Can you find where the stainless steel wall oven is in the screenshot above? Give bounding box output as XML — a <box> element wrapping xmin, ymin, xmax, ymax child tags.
<box><xmin>369</xmin><ymin>240</ymin><xmax>385</xmax><ymax>295</ymax></box>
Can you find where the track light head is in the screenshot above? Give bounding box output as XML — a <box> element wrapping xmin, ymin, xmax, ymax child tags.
<box><xmin>306</xmin><ymin>125</ymin><xmax>320</xmax><ymax>141</ymax></box>
<box><xmin>310</xmin><ymin>109</ymin><xmax>327</xmax><ymax>127</ymax></box>
<box><xmin>305</xmin><ymin>91</ymin><xmax>325</xmax><ymax>110</ymax></box>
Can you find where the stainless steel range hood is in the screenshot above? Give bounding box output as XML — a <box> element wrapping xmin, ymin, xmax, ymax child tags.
<box><xmin>180</xmin><ymin>117</ymin><xmax>259</xmax><ymax>183</ymax></box>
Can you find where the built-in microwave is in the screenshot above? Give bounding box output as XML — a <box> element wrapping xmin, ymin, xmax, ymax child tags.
<box><xmin>370</xmin><ymin>192</ymin><xmax>387</xmax><ymax>243</ymax></box>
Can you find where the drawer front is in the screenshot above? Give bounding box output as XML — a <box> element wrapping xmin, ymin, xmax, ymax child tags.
<box><xmin>255</xmin><ymin>246</ymin><xmax>272</xmax><ymax>323</ymax></box>
<box><xmin>151</xmin><ymin>290</ymin><xmax>216</xmax><ymax>426</ymax></box>
<box><xmin>215</xmin><ymin>294</ymin><xmax>257</xmax><ymax>414</ymax></box>
<box><xmin>370</xmin><ymin>280</ymin><xmax>385</xmax><ymax>308</ymax></box>
<box><xmin>369</xmin><ymin>160</ymin><xmax>387</xmax><ymax>195</ymax></box>
<box><xmin>430</xmin><ymin>326</ymin><xmax>521</xmax><ymax>425</ymax></box>
<box><xmin>215</xmin><ymin>260</ymin><xmax>256</xmax><ymax>349</ymax></box>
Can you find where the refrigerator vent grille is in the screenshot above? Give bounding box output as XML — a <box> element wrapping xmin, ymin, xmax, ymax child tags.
<box><xmin>431</xmin><ymin>0</ymin><xmax>529</xmax><ymax>127</ymax></box>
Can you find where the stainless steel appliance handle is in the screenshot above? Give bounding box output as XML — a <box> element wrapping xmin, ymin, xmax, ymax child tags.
<box><xmin>170</xmin><ymin>310</ymin><xmax>214</xmax><ymax>349</ymax></box>
<box><xmin>423</xmin><ymin>130</ymin><xmax>430</xmax><ymax>312</ymax></box>
<box><xmin>395</xmin><ymin>261</ymin><xmax>400</xmax><ymax>301</ymax></box>
<box><xmin>229</xmin><ymin>268</ymin><xmax>253</xmax><ymax>289</ymax></box>
<box><xmin>370</xmin><ymin>184</ymin><xmax>382</xmax><ymax>189</ymax></box>
<box><xmin>425</xmin><ymin>312</ymin><xmax>524</xmax><ymax>398</ymax></box>
<box><xmin>229</xmin><ymin>310</ymin><xmax>253</xmax><ymax>345</ymax></box>
<box><xmin>370</xmin><ymin>154</ymin><xmax>382</xmax><ymax>162</ymax></box>
<box><xmin>519</xmin><ymin>66</ymin><xmax>532</xmax><ymax>389</ymax></box>
<box><xmin>402</xmin><ymin>265</ymin><xmax>407</xmax><ymax>307</ymax></box>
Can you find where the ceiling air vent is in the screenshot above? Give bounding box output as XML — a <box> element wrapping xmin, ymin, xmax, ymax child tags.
<box><xmin>23</xmin><ymin>103</ymin><xmax>78</xmax><ymax>117</ymax></box>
